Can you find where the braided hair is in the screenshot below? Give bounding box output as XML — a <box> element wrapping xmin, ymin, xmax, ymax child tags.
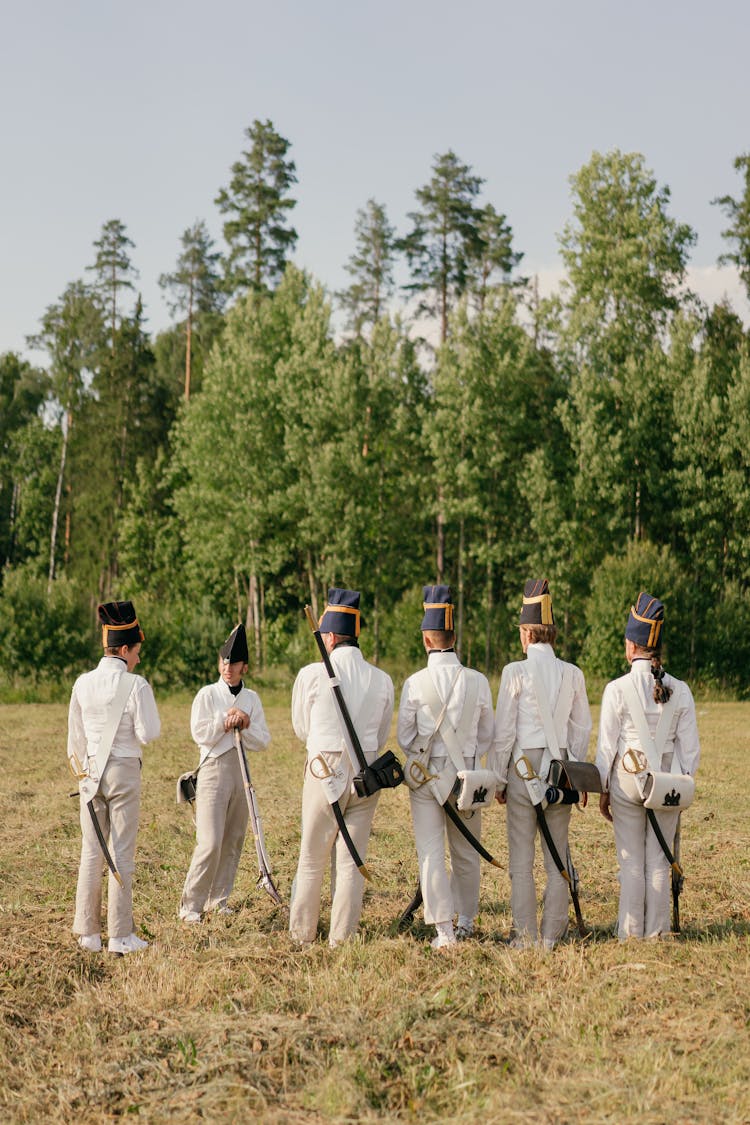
<box><xmin>650</xmin><ymin>655</ymin><xmax>672</xmax><ymax>704</ymax></box>
<box><xmin>630</xmin><ymin>644</ymin><xmax>672</xmax><ymax>703</ymax></box>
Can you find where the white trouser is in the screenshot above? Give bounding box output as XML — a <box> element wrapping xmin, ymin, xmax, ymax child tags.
<box><xmin>409</xmin><ymin>784</ymin><xmax>481</xmax><ymax>926</ymax></box>
<box><xmin>506</xmin><ymin>748</ymin><xmax>572</xmax><ymax>944</ymax></box>
<box><xmin>289</xmin><ymin>765</ymin><xmax>379</xmax><ymax>945</ymax></box>
<box><xmin>73</xmin><ymin>756</ymin><xmax>141</xmax><ymax>940</ymax></box>
<box><xmin>181</xmin><ymin>751</ymin><xmax>249</xmax><ymax>914</ymax></box>
<box><xmin>610</xmin><ymin>765</ymin><xmax>680</xmax><ymax>940</ymax></box>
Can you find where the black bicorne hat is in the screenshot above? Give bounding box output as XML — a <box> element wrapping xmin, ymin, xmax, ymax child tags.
<box><xmin>519</xmin><ymin>579</ymin><xmax>554</xmax><ymax>626</ymax></box>
<box><xmin>421</xmin><ymin>585</ymin><xmax>454</xmax><ymax>631</ymax></box>
<box><xmin>220</xmin><ymin>623</ymin><xmax>249</xmax><ymax>664</ymax></box>
<box><xmin>98</xmin><ymin>601</ymin><xmax>144</xmax><ymax>648</ymax></box>
<box><xmin>625</xmin><ymin>592</ymin><xmax>664</xmax><ymax>648</ymax></box>
<box><xmin>319</xmin><ymin>589</ymin><xmax>361</xmax><ymax>637</ymax></box>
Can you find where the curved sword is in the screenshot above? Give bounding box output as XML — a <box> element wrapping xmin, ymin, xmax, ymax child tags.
<box><xmin>396</xmin><ymin>791</ymin><xmax>501</xmax><ymax>926</ymax></box>
<box><xmin>70</xmin><ymin>757</ymin><xmax>124</xmax><ymax>888</ymax></box>
<box><xmin>86</xmin><ymin>798</ymin><xmax>124</xmax><ymax>888</ymax></box>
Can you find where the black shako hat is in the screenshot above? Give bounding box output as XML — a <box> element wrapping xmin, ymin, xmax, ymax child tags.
<box><xmin>421</xmin><ymin>585</ymin><xmax>454</xmax><ymax>631</ymax></box>
<box><xmin>220</xmin><ymin>623</ymin><xmax>249</xmax><ymax>664</ymax></box>
<box><xmin>319</xmin><ymin>589</ymin><xmax>361</xmax><ymax>637</ymax></box>
<box><xmin>519</xmin><ymin>579</ymin><xmax>555</xmax><ymax>626</ymax></box>
<box><xmin>98</xmin><ymin>601</ymin><xmax>144</xmax><ymax>649</ymax></box>
<box><xmin>625</xmin><ymin>592</ymin><xmax>664</xmax><ymax>648</ymax></box>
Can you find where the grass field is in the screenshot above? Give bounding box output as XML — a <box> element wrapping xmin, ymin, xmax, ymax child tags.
<box><xmin>1</xmin><ymin>690</ymin><xmax>748</xmax><ymax>1123</ymax></box>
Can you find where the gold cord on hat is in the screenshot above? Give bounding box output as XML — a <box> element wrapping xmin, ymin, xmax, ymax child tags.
<box><xmin>422</xmin><ymin>602</ymin><xmax>454</xmax><ymax>630</ymax></box>
<box><xmin>320</xmin><ymin>603</ymin><xmax>361</xmax><ymax>637</ymax></box>
<box><xmin>521</xmin><ymin>593</ymin><xmax>553</xmax><ymax>625</ymax></box>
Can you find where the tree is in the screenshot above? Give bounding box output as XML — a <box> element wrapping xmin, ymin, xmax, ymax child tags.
<box><xmin>0</xmin><ymin>353</ymin><xmax>51</xmax><ymax>575</ymax></box>
<box><xmin>66</xmin><ymin>298</ymin><xmax>167</xmax><ymax>597</ymax></box>
<box><xmin>87</xmin><ymin>218</ymin><xmax>138</xmax><ymax>350</ymax></box>
<box><xmin>467</xmin><ymin>203</ymin><xmax>524</xmax><ymax>312</ymax></box>
<box><xmin>427</xmin><ymin>292</ymin><xmax>564</xmax><ymax>667</ymax></box>
<box><xmin>159</xmin><ymin>219</ymin><xmax>224</xmax><ymax>399</ymax></box>
<box><xmin>399</xmin><ymin>150</ymin><xmax>484</xmax><ymax>343</ymax></box>
<box><xmin>558</xmin><ymin>149</ymin><xmax>696</xmax><ymax>370</ymax></box>
<box><xmin>338</xmin><ymin>199</ymin><xmax>397</xmax><ymax>337</ymax></box>
<box><xmin>29</xmin><ymin>281</ymin><xmax>104</xmax><ymax>586</ymax></box>
<box><xmin>714</xmin><ymin>152</ymin><xmax>750</xmax><ymax>303</ymax></box>
<box><xmin>215</xmin><ymin>119</ymin><xmax>298</xmax><ymax>297</ymax></box>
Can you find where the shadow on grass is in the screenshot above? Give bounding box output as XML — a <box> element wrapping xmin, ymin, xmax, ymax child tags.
<box><xmin>680</xmin><ymin>918</ymin><xmax>750</xmax><ymax>940</ymax></box>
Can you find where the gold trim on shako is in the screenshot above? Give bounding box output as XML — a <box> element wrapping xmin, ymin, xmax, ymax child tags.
<box><xmin>319</xmin><ymin>604</ymin><xmax>361</xmax><ymax>637</ymax></box>
<box><xmin>522</xmin><ymin>593</ymin><xmax>554</xmax><ymax>625</ymax></box>
<box><xmin>422</xmin><ymin>602</ymin><xmax>454</xmax><ymax>630</ymax></box>
<box><xmin>101</xmin><ymin>620</ymin><xmax>144</xmax><ymax>645</ymax></box>
<box><xmin>629</xmin><ymin>605</ymin><xmax>663</xmax><ymax>648</ymax></box>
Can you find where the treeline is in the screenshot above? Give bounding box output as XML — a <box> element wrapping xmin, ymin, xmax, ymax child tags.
<box><xmin>2</xmin><ymin>122</ymin><xmax>750</xmax><ymax>694</ymax></box>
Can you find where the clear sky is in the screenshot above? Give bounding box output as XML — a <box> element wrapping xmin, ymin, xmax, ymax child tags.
<box><xmin>1</xmin><ymin>0</ymin><xmax>748</xmax><ymax>361</ymax></box>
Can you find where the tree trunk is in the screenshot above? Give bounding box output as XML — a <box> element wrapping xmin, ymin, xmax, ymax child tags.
<box><xmin>185</xmin><ymin>313</ymin><xmax>193</xmax><ymax>400</ymax></box>
<box><xmin>436</xmin><ymin>486</ymin><xmax>445</xmax><ymax>583</ymax></box>
<box><xmin>307</xmin><ymin>551</ymin><xmax>319</xmax><ymax>618</ymax></box>
<box><xmin>484</xmin><ymin>527</ymin><xmax>493</xmax><ymax>673</ymax></box>
<box><xmin>248</xmin><ymin>572</ymin><xmax>261</xmax><ymax>671</ymax></box>
<box><xmin>457</xmin><ymin>515</ymin><xmax>465</xmax><ymax>655</ymax></box>
<box><xmin>48</xmin><ymin>410</ymin><xmax>70</xmax><ymax>591</ymax></box>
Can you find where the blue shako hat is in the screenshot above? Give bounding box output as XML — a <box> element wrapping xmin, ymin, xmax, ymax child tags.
<box><xmin>519</xmin><ymin>579</ymin><xmax>554</xmax><ymax>626</ymax></box>
<box><xmin>99</xmin><ymin>600</ymin><xmax>144</xmax><ymax>648</ymax></box>
<box><xmin>421</xmin><ymin>585</ymin><xmax>454</xmax><ymax>631</ymax></box>
<box><xmin>220</xmin><ymin>623</ymin><xmax>249</xmax><ymax>664</ymax></box>
<box><xmin>319</xmin><ymin>589</ymin><xmax>361</xmax><ymax>637</ymax></box>
<box><xmin>625</xmin><ymin>592</ymin><xmax>664</xmax><ymax>648</ymax></box>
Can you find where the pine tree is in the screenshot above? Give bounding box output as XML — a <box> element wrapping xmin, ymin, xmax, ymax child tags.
<box><xmin>338</xmin><ymin>199</ymin><xmax>397</xmax><ymax>337</ymax></box>
<box><xmin>714</xmin><ymin>152</ymin><xmax>750</xmax><ymax>302</ymax></box>
<box><xmin>159</xmin><ymin>219</ymin><xmax>224</xmax><ymax>398</ymax></box>
<box><xmin>399</xmin><ymin>150</ymin><xmax>484</xmax><ymax>343</ymax></box>
<box><xmin>215</xmin><ymin>119</ymin><xmax>298</xmax><ymax>298</ymax></box>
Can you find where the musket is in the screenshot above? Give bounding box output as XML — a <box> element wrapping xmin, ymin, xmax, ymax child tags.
<box><xmin>646</xmin><ymin>807</ymin><xmax>684</xmax><ymax>934</ymax></box>
<box><xmin>302</xmin><ymin>605</ymin><xmax>374</xmax><ymax>882</ymax></box>
<box><xmin>233</xmin><ymin>730</ymin><xmax>284</xmax><ymax>906</ymax></box>
<box><xmin>69</xmin><ymin>755</ymin><xmax>124</xmax><ymax>888</ymax></box>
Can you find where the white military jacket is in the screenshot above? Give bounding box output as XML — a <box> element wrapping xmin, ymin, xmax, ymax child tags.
<box><xmin>292</xmin><ymin>644</ymin><xmax>394</xmax><ymax>767</ymax></box>
<box><xmin>67</xmin><ymin>656</ymin><xmax>161</xmax><ymax>766</ymax></box>
<box><xmin>191</xmin><ymin>679</ymin><xmax>271</xmax><ymax>765</ymax></box>
<box><xmin>491</xmin><ymin>643</ymin><xmax>592</xmax><ymax>785</ymax></box>
<box><xmin>397</xmin><ymin>650</ymin><xmax>495</xmax><ymax>770</ymax></box>
<box><xmin>595</xmin><ymin>658</ymin><xmax>700</xmax><ymax>791</ymax></box>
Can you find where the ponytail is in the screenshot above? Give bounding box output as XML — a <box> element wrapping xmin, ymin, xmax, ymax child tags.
<box><xmin>631</xmin><ymin>642</ymin><xmax>673</xmax><ymax>703</ymax></box>
<box><xmin>650</xmin><ymin>656</ymin><xmax>672</xmax><ymax>704</ymax></box>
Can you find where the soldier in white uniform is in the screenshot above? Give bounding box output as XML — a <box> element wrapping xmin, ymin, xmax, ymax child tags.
<box><xmin>596</xmin><ymin>592</ymin><xmax>700</xmax><ymax>940</ymax></box>
<box><xmin>180</xmin><ymin>624</ymin><xmax>271</xmax><ymax>922</ymax></box>
<box><xmin>289</xmin><ymin>589</ymin><xmax>394</xmax><ymax>948</ymax></box>
<box><xmin>491</xmin><ymin>580</ymin><xmax>592</xmax><ymax>949</ymax></box>
<box><xmin>398</xmin><ymin>585</ymin><xmax>495</xmax><ymax>948</ymax></box>
<box><xmin>68</xmin><ymin>601</ymin><xmax>161</xmax><ymax>955</ymax></box>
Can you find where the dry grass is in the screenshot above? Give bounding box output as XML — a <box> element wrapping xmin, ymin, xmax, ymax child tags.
<box><xmin>1</xmin><ymin>693</ymin><xmax>748</xmax><ymax>1123</ymax></box>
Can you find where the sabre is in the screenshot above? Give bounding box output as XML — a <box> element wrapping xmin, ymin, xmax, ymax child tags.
<box><xmin>233</xmin><ymin>729</ymin><xmax>284</xmax><ymax>906</ymax></box>
<box><xmin>396</xmin><ymin>793</ymin><xmax>502</xmax><ymax>928</ymax></box>
<box><xmin>70</xmin><ymin>755</ymin><xmax>124</xmax><ymax>888</ymax></box>
<box><xmin>671</xmin><ymin>815</ymin><xmax>683</xmax><ymax>934</ymax></box>
<box><xmin>534</xmin><ymin>803</ymin><xmax>588</xmax><ymax>938</ymax></box>
<box><xmin>87</xmin><ymin>799</ymin><xmax>124</xmax><ymax>889</ymax></box>
<box><xmin>646</xmin><ymin>807</ymin><xmax>684</xmax><ymax>934</ymax></box>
